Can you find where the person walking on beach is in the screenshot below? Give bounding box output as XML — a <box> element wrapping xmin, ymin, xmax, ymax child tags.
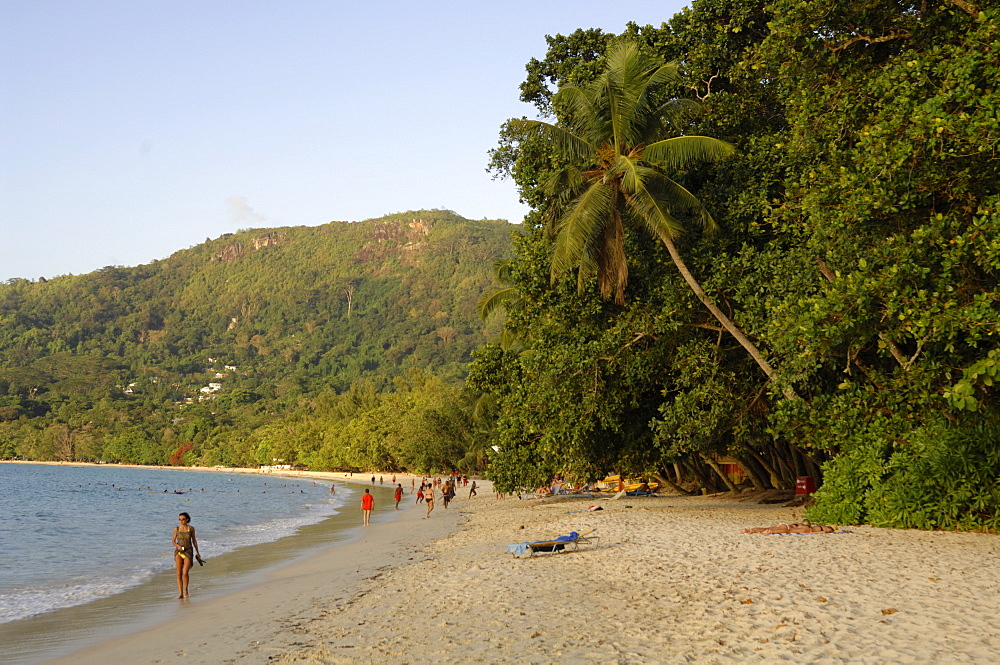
<box><xmin>361</xmin><ymin>488</ymin><xmax>374</xmax><ymax>526</ymax></box>
<box><xmin>424</xmin><ymin>484</ymin><xmax>435</xmax><ymax>518</ymax></box>
<box><xmin>416</xmin><ymin>484</ymin><xmax>425</xmax><ymax>504</ymax></box>
<box><xmin>469</xmin><ymin>480</ymin><xmax>477</xmax><ymax>498</ymax></box>
<box><xmin>394</xmin><ymin>483</ymin><xmax>403</xmax><ymax>509</ymax></box>
<box><xmin>172</xmin><ymin>512</ymin><xmax>202</xmax><ymax>599</ymax></box>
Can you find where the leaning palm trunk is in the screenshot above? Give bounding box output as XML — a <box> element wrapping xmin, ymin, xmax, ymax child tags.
<box><xmin>732</xmin><ymin>455</ymin><xmax>768</xmax><ymax>490</ymax></box>
<box><xmin>661</xmin><ymin>234</ymin><xmax>798</xmax><ymax>401</ymax></box>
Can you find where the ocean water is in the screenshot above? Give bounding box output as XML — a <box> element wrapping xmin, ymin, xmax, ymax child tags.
<box><xmin>0</xmin><ymin>463</ymin><xmax>349</xmax><ymax>625</ymax></box>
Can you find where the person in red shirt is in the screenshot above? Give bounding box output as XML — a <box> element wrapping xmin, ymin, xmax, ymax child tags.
<box><xmin>361</xmin><ymin>488</ymin><xmax>374</xmax><ymax>526</ymax></box>
<box><xmin>394</xmin><ymin>483</ymin><xmax>403</xmax><ymax>509</ymax></box>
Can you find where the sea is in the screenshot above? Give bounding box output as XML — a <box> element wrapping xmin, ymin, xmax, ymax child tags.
<box><xmin>0</xmin><ymin>463</ymin><xmax>368</xmax><ymax>664</ymax></box>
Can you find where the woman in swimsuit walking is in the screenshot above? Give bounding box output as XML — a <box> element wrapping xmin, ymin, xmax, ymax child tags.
<box><xmin>172</xmin><ymin>512</ymin><xmax>202</xmax><ymax>598</ymax></box>
<box><xmin>424</xmin><ymin>484</ymin><xmax>435</xmax><ymax>518</ymax></box>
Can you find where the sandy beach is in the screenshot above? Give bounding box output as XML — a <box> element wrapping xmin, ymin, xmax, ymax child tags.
<box><xmin>34</xmin><ymin>472</ymin><xmax>999</xmax><ymax>665</ymax></box>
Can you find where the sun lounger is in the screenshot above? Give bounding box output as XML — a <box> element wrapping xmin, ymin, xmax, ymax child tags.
<box><xmin>506</xmin><ymin>530</ymin><xmax>599</xmax><ymax>557</ymax></box>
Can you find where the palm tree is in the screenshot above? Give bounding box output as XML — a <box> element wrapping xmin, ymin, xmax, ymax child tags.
<box><xmin>477</xmin><ymin>258</ymin><xmax>527</xmax><ymax>351</ymax></box>
<box><xmin>511</xmin><ymin>38</ymin><xmax>791</xmax><ymax>396</ymax></box>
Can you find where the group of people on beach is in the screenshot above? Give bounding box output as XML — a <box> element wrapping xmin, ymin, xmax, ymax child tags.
<box><xmin>170</xmin><ymin>474</ymin><xmax>484</xmax><ymax>598</ymax></box>
<box><xmin>414</xmin><ymin>477</ymin><xmax>460</xmax><ymax>517</ymax></box>
<box><xmin>361</xmin><ymin>474</ymin><xmax>479</xmax><ymax>523</ymax></box>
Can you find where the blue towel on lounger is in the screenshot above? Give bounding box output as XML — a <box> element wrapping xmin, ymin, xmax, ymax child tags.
<box><xmin>506</xmin><ymin>531</ymin><xmax>579</xmax><ymax>555</ymax></box>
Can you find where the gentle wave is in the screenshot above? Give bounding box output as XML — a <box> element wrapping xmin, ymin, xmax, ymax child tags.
<box><xmin>1</xmin><ymin>498</ymin><xmax>346</xmax><ymax>623</ymax></box>
<box><xmin>200</xmin><ymin>499</ymin><xmax>344</xmax><ymax>555</ymax></box>
<box><xmin>0</xmin><ymin>570</ymin><xmax>157</xmax><ymax>624</ymax></box>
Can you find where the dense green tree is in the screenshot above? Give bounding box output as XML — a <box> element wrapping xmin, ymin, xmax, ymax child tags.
<box><xmin>748</xmin><ymin>0</ymin><xmax>1000</xmax><ymax>526</ymax></box>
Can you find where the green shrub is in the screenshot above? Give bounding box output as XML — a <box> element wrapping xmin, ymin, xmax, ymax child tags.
<box><xmin>866</xmin><ymin>423</ymin><xmax>1000</xmax><ymax>531</ymax></box>
<box><xmin>809</xmin><ymin>421</ymin><xmax>1000</xmax><ymax>531</ymax></box>
<box><xmin>807</xmin><ymin>436</ymin><xmax>891</xmax><ymax>525</ymax></box>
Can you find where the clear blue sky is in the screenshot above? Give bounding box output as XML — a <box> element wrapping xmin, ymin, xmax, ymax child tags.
<box><xmin>1</xmin><ymin>0</ymin><xmax>687</xmax><ymax>281</ymax></box>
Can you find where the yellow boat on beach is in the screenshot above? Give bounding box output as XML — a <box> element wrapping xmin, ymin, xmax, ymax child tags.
<box><xmin>595</xmin><ymin>475</ymin><xmax>658</xmax><ymax>493</ymax></box>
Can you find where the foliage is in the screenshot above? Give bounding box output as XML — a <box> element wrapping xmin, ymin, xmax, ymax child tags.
<box><xmin>0</xmin><ymin>211</ymin><xmax>510</xmax><ymax>470</ymax></box>
<box><xmin>467</xmin><ymin>225</ymin><xmax>709</xmax><ymax>493</ymax></box>
<box><xmin>808</xmin><ymin>421</ymin><xmax>1000</xmax><ymax>531</ymax></box>
<box><xmin>755</xmin><ymin>1</ymin><xmax>1000</xmax><ymax>524</ymax></box>
<box><xmin>476</xmin><ymin>0</ymin><xmax>1000</xmax><ymax>528</ymax></box>
<box><xmin>511</xmin><ymin>39</ymin><xmax>735</xmax><ymax>306</ymax></box>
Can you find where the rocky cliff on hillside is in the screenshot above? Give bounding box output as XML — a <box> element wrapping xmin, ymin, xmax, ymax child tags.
<box><xmin>212</xmin><ymin>231</ymin><xmax>286</xmax><ymax>263</ymax></box>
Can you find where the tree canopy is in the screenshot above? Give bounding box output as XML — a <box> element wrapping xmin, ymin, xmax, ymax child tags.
<box><xmin>474</xmin><ymin>0</ymin><xmax>999</xmax><ymax>530</ymax></box>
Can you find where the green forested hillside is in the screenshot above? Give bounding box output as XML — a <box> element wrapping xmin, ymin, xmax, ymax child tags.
<box><xmin>0</xmin><ymin>210</ymin><xmax>513</xmax><ymax>467</ymax></box>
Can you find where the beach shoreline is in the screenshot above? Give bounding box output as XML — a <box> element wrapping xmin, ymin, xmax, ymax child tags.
<box><xmin>0</xmin><ymin>459</ymin><xmax>440</xmax><ymax>487</ymax></box>
<box><xmin>34</xmin><ymin>470</ymin><xmax>462</xmax><ymax>665</ymax></box>
<box><xmin>0</xmin><ymin>462</ymin><xmax>457</xmax><ymax>665</ymax></box>
<box><xmin>9</xmin><ymin>463</ymin><xmax>999</xmax><ymax>663</ymax></box>
<box><xmin>265</xmin><ymin>490</ymin><xmax>1000</xmax><ymax>664</ymax></box>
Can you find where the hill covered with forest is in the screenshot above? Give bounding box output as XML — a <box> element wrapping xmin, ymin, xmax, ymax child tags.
<box><xmin>0</xmin><ymin>210</ymin><xmax>514</xmax><ymax>465</ymax></box>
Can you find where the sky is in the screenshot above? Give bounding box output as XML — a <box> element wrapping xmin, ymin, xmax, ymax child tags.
<box><xmin>1</xmin><ymin>0</ymin><xmax>688</xmax><ymax>281</ymax></box>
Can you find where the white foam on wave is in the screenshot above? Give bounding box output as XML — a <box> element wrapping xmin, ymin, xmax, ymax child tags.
<box><xmin>0</xmin><ymin>567</ymin><xmax>156</xmax><ymax>623</ymax></box>
<box><xmin>206</xmin><ymin>494</ymin><xmax>347</xmax><ymax>555</ymax></box>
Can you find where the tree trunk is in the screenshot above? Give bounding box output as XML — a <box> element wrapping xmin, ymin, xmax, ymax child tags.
<box><xmin>769</xmin><ymin>446</ymin><xmax>796</xmax><ymax>487</ymax></box>
<box><xmin>733</xmin><ymin>455</ymin><xmax>767</xmax><ymax>490</ymax></box>
<box><xmin>789</xmin><ymin>442</ymin><xmax>806</xmax><ymax>478</ymax></box>
<box><xmin>792</xmin><ymin>444</ymin><xmax>824</xmax><ymax>483</ymax></box>
<box><xmin>683</xmin><ymin>459</ymin><xmax>713</xmax><ymax>493</ymax></box>
<box><xmin>661</xmin><ymin>235</ymin><xmax>798</xmax><ymax>401</ymax></box>
<box><xmin>673</xmin><ymin>461</ymin><xmax>684</xmax><ymax>484</ymax></box>
<box><xmin>701</xmin><ymin>454</ymin><xmax>741</xmax><ymax>493</ymax></box>
<box><xmin>653</xmin><ymin>470</ymin><xmax>693</xmax><ymax>495</ymax></box>
<box><xmin>745</xmin><ymin>446</ymin><xmax>786</xmax><ymax>489</ymax></box>
<box><xmin>740</xmin><ymin>450</ymin><xmax>774</xmax><ymax>489</ymax></box>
